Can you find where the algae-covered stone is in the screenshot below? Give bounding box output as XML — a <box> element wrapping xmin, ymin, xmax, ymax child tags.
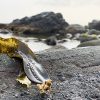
<box><xmin>78</xmin><ymin>40</ymin><xmax>100</xmax><ymax>47</ymax></box>
<box><xmin>77</xmin><ymin>33</ymin><xmax>98</xmax><ymax>42</ymax></box>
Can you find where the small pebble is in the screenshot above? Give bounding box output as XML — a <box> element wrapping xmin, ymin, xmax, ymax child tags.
<box><xmin>0</xmin><ymin>90</ymin><xmax>5</xmax><ymax>94</ymax></box>
<box><xmin>14</xmin><ymin>93</ymin><xmax>19</xmax><ymax>98</ymax></box>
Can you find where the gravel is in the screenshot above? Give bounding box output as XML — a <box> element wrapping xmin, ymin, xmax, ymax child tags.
<box><xmin>0</xmin><ymin>46</ymin><xmax>100</xmax><ymax>100</ymax></box>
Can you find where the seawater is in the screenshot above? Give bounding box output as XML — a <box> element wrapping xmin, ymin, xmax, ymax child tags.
<box><xmin>0</xmin><ymin>33</ymin><xmax>80</xmax><ymax>52</ymax></box>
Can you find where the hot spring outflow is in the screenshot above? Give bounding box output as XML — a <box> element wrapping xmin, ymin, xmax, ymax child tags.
<box><xmin>0</xmin><ymin>37</ymin><xmax>52</xmax><ymax>93</ymax></box>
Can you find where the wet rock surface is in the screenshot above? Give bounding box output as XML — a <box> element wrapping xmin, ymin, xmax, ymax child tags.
<box><xmin>1</xmin><ymin>46</ymin><xmax>100</xmax><ymax>100</ymax></box>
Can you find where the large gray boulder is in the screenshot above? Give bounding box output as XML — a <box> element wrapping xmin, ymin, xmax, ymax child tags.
<box><xmin>66</xmin><ymin>24</ymin><xmax>86</xmax><ymax>35</ymax></box>
<box><xmin>89</xmin><ymin>20</ymin><xmax>100</xmax><ymax>31</ymax></box>
<box><xmin>88</xmin><ymin>29</ymin><xmax>100</xmax><ymax>35</ymax></box>
<box><xmin>10</xmin><ymin>12</ymin><xmax>69</xmax><ymax>37</ymax></box>
<box><xmin>1</xmin><ymin>46</ymin><xmax>100</xmax><ymax>100</ymax></box>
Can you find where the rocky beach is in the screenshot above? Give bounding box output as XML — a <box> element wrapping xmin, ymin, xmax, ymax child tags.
<box><xmin>1</xmin><ymin>46</ymin><xmax>100</xmax><ymax>100</ymax></box>
<box><xmin>1</xmin><ymin>12</ymin><xmax>100</xmax><ymax>100</ymax></box>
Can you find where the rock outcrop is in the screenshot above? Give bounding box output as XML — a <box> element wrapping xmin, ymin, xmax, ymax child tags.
<box><xmin>88</xmin><ymin>20</ymin><xmax>100</xmax><ymax>31</ymax></box>
<box><xmin>1</xmin><ymin>46</ymin><xmax>100</xmax><ymax>99</ymax></box>
<box><xmin>88</xmin><ymin>29</ymin><xmax>100</xmax><ymax>35</ymax></box>
<box><xmin>9</xmin><ymin>12</ymin><xmax>69</xmax><ymax>37</ymax></box>
<box><xmin>66</xmin><ymin>24</ymin><xmax>86</xmax><ymax>35</ymax></box>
